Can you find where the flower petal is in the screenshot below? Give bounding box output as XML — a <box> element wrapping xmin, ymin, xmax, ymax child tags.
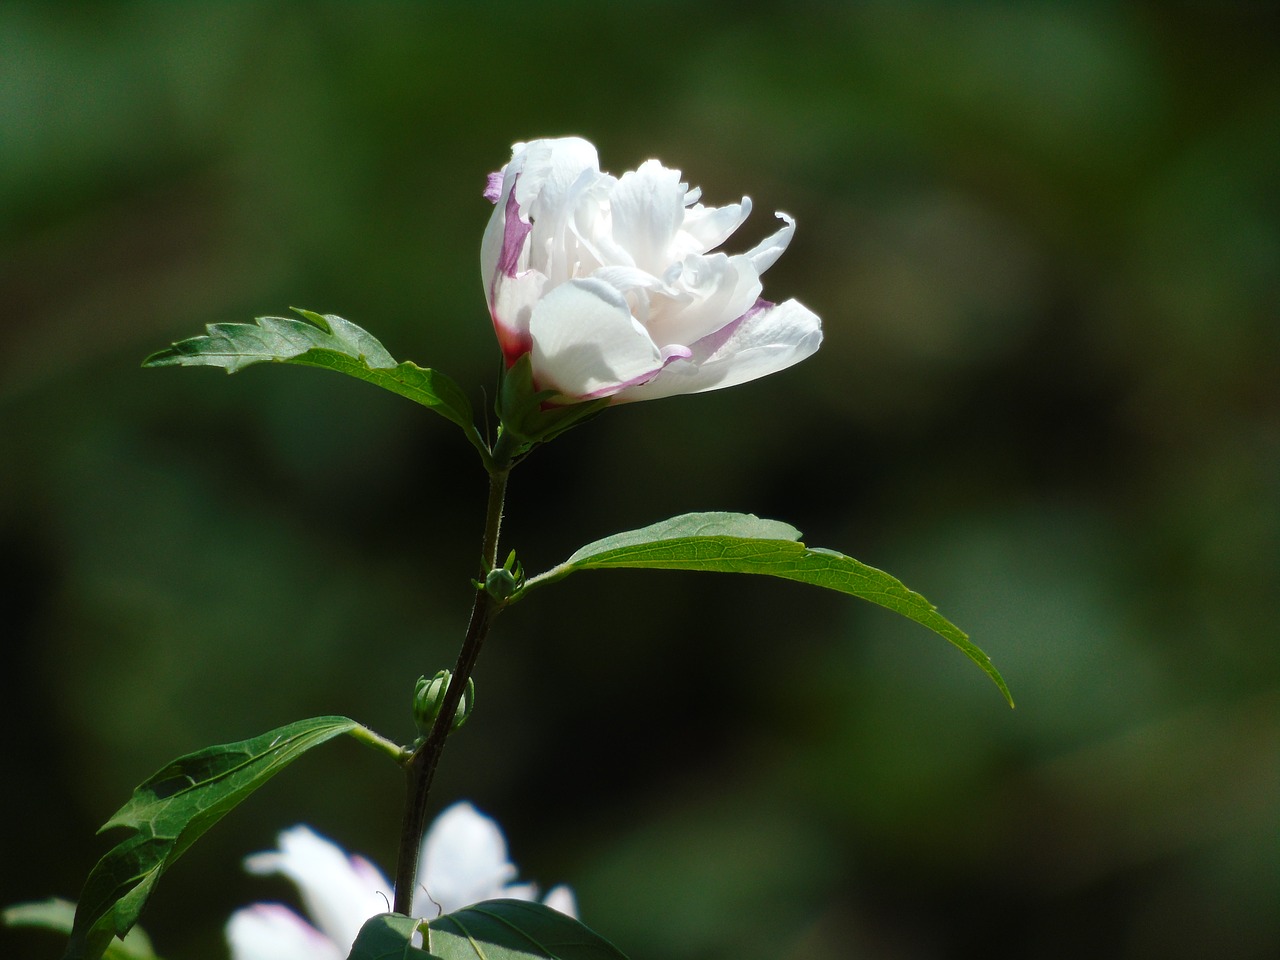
<box><xmin>744</xmin><ymin>212</ymin><xmax>796</xmax><ymax>274</ymax></box>
<box><xmin>542</xmin><ymin>885</ymin><xmax>579</xmax><ymax>918</ymax></box>
<box><xmin>481</xmin><ymin>138</ymin><xmax>601</xmax><ymax>334</ymax></box>
<box><xmin>243</xmin><ymin>826</ymin><xmax>391</xmax><ymax>953</ymax></box>
<box><xmin>678</xmin><ymin>196</ymin><xmax>752</xmax><ymax>256</ymax></box>
<box><xmin>494</xmin><ymin>181</ymin><xmax>532</xmax><ymax>280</ymax></box>
<box><xmin>607</xmin><ymin>160</ymin><xmax>686</xmax><ymax>274</ymax></box>
<box><xmin>483</xmin><ymin>171</ymin><xmax>504</xmax><ymax>204</ymax></box>
<box><xmin>480</xmin><ymin>161</ymin><xmax>522</xmax><ymax>302</ymax></box>
<box><xmin>512</xmin><ymin>137</ymin><xmax>600</xmax><ymax>223</ymax></box>
<box><xmin>613</xmin><ymin>298</ymin><xmax>821</xmax><ymax>402</ymax></box>
<box><xmin>490</xmin><ymin>268</ymin><xmax>546</xmax><ymax>363</ymax></box>
<box><xmin>516</xmin><ymin>138</ymin><xmax>607</xmax><ymax>286</ymax></box>
<box><xmin>226</xmin><ymin>904</ymin><xmax>344</xmax><ymax>960</ymax></box>
<box><xmin>415</xmin><ymin>802</ymin><xmax>518</xmax><ymax>916</ymax></box>
<box><xmin>644</xmin><ymin>251</ymin><xmax>762</xmax><ymax>349</ymax></box>
<box><xmin>529</xmin><ymin>277</ymin><xmax>665</xmax><ymax>399</ymax></box>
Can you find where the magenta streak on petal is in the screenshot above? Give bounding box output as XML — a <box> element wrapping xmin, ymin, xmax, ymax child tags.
<box><xmin>575</xmin><ymin>345</ymin><xmax>691</xmax><ymax>401</ymax></box>
<box><xmin>689</xmin><ymin>297</ymin><xmax>771</xmax><ymax>358</ymax></box>
<box><xmin>497</xmin><ymin>175</ymin><xmax>531</xmax><ymax>279</ymax></box>
<box><xmin>489</xmin><ymin>173</ymin><xmax>536</xmax><ymax>366</ymax></box>
<box><xmin>577</xmin><ymin>363</ymin><xmax>664</xmax><ymax>400</ymax></box>
<box><xmin>483</xmin><ymin>172</ymin><xmax>503</xmax><ymax>203</ymax></box>
<box><xmin>661</xmin><ymin>344</ymin><xmax>693</xmax><ymax>362</ymax></box>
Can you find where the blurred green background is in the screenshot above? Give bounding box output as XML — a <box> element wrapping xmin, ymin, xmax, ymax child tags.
<box><xmin>3</xmin><ymin>2</ymin><xmax>1277</xmax><ymax>958</ymax></box>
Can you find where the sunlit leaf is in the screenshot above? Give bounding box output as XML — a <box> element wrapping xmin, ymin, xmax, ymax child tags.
<box><xmin>524</xmin><ymin>512</ymin><xmax>1012</xmax><ymax>705</ymax></box>
<box><xmin>143</xmin><ymin>309</ymin><xmax>486</xmax><ymax>457</ymax></box>
<box><xmin>64</xmin><ymin>716</ymin><xmax>362</xmax><ymax>960</ymax></box>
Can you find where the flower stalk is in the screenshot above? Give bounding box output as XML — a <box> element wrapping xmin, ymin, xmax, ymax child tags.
<box><xmin>391</xmin><ymin>435</ymin><xmax>514</xmax><ymax>915</ymax></box>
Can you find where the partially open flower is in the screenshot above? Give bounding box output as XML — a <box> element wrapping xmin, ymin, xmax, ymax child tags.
<box><xmin>482</xmin><ymin>137</ymin><xmax>822</xmax><ymax>403</ymax></box>
<box><xmin>225</xmin><ymin>803</ymin><xmax>575</xmax><ymax>960</ymax></box>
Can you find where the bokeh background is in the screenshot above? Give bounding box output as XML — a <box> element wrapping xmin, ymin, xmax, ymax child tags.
<box><xmin>3</xmin><ymin>3</ymin><xmax>1277</xmax><ymax>958</ymax></box>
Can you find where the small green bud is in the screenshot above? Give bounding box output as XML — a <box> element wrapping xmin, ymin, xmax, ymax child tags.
<box><xmin>484</xmin><ymin>566</ymin><xmax>519</xmax><ymax>601</ymax></box>
<box><xmin>413</xmin><ymin>670</ymin><xmax>448</xmax><ymax>735</ymax></box>
<box><xmin>455</xmin><ymin>675</ymin><xmax>476</xmax><ymax>728</ymax></box>
<box><xmin>413</xmin><ymin>670</ymin><xmax>476</xmax><ymax>737</ymax></box>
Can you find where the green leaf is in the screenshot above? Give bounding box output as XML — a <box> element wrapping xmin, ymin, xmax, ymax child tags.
<box><xmin>523</xmin><ymin>512</ymin><xmax>1013</xmax><ymax>706</ymax></box>
<box><xmin>64</xmin><ymin>716</ymin><xmax>362</xmax><ymax>960</ymax></box>
<box><xmin>3</xmin><ymin>899</ymin><xmax>157</xmax><ymax>960</ymax></box>
<box><xmin>143</xmin><ymin>309</ymin><xmax>486</xmax><ymax>457</ymax></box>
<box><xmin>427</xmin><ymin>900</ymin><xmax>629</xmax><ymax>960</ymax></box>
<box><xmin>346</xmin><ymin>914</ymin><xmax>436</xmax><ymax>960</ymax></box>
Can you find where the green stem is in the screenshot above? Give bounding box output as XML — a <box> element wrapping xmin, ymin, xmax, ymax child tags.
<box><xmin>391</xmin><ymin>433</ymin><xmax>515</xmax><ymax>915</ymax></box>
<box><xmin>348</xmin><ymin>724</ymin><xmax>412</xmax><ymax>764</ymax></box>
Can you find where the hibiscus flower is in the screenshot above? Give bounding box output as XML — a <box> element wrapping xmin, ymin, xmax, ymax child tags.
<box><xmin>226</xmin><ymin>802</ymin><xmax>575</xmax><ymax>960</ymax></box>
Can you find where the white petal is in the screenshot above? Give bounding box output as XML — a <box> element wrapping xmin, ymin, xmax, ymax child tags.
<box><xmin>480</xmin><ymin>172</ymin><xmax>513</xmax><ymax>297</ymax></box>
<box><xmin>512</xmin><ymin>137</ymin><xmax>600</xmax><ymax>224</ymax></box>
<box><xmin>481</xmin><ymin>137</ymin><xmax>601</xmax><ymax>311</ymax></box>
<box><xmin>517</xmin><ymin>138</ymin><xmax>609</xmax><ymax>285</ymax></box>
<box><xmin>498</xmin><ymin>881</ymin><xmax>540</xmax><ymax>902</ymax></box>
<box><xmin>542</xmin><ymin>885</ymin><xmax>579</xmax><ymax>919</ymax></box>
<box><xmin>744</xmin><ymin>212</ymin><xmax>795</xmax><ymax>274</ymax></box>
<box><xmin>589</xmin><ymin>264</ymin><xmax>667</xmax><ymax>295</ymax></box>
<box><xmin>645</xmin><ymin>251</ymin><xmax>761</xmax><ymax>349</ymax></box>
<box><xmin>607</xmin><ymin>160</ymin><xmax>686</xmax><ymax>274</ymax></box>
<box><xmin>613</xmin><ymin>298</ymin><xmax>821</xmax><ymax>402</ymax></box>
<box><xmin>677</xmin><ymin>196</ymin><xmax>752</xmax><ymax>255</ymax></box>
<box><xmin>529</xmin><ymin>277</ymin><xmax>664</xmax><ymax>399</ymax></box>
<box><xmin>416</xmin><ymin>802</ymin><xmax>518</xmax><ymax>916</ymax></box>
<box><xmin>489</xmin><ymin>268</ymin><xmax>547</xmax><ymax>357</ymax></box>
<box><xmin>480</xmin><ymin>162</ymin><xmax>524</xmax><ymax>307</ymax></box>
<box><xmin>587</xmin><ymin>265</ymin><xmax>672</xmax><ymax>326</ymax></box>
<box><xmin>226</xmin><ymin>904</ymin><xmax>344</xmax><ymax>960</ymax></box>
<box><xmin>244</xmin><ymin>826</ymin><xmax>391</xmax><ymax>953</ymax></box>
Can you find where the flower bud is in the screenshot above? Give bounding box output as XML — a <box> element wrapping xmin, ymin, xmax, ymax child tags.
<box><xmin>413</xmin><ymin>670</ymin><xmax>475</xmax><ymax>737</ymax></box>
<box><xmin>484</xmin><ymin>566</ymin><xmax>519</xmax><ymax>601</ymax></box>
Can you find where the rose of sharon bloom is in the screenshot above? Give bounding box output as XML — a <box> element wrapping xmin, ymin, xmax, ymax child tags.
<box><xmin>225</xmin><ymin>802</ymin><xmax>576</xmax><ymax>960</ymax></box>
<box><xmin>481</xmin><ymin>136</ymin><xmax>822</xmax><ymax>403</ymax></box>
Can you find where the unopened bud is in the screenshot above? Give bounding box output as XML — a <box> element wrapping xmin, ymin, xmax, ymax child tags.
<box><xmin>484</xmin><ymin>567</ymin><xmax>519</xmax><ymax>601</ymax></box>
<box><xmin>413</xmin><ymin>670</ymin><xmax>476</xmax><ymax>737</ymax></box>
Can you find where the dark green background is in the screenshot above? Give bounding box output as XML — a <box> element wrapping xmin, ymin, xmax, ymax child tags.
<box><xmin>3</xmin><ymin>3</ymin><xmax>1277</xmax><ymax>958</ymax></box>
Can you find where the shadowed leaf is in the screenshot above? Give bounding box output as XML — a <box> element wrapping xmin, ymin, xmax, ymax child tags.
<box><xmin>346</xmin><ymin>913</ymin><xmax>436</xmax><ymax>960</ymax></box>
<box><xmin>346</xmin><ymin>903</ymin><xmax>629</xmax><ymax>960</ymax></box>
<box><xmin>3</xmin><ymin>899</ymin><xmax>157</xmax><ymax>960</ymax></box>
<box><xmin>64</xmin><ymin>716</ymin><xmax>362</xmax><ymax>960</ymax></box>
<box><xmin>428</xmin><ymin>900</ymin><xmax>628</xmax><ymax>960</ymax></box>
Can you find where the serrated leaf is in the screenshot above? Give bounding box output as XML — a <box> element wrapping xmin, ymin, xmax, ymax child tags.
<box><xmin>64</xmin><ymin>716</ymin><xmax>362</xmax><ymax>960</ymax></box>
<box><xmin>143</xmin><ymin>309</ymin><xmax>486</xmax><ymax>457</ymax></box>
<box><xmin>524</xmin><ymin>512</ymin><xmax>1012</xmax><ymax>706</ymax></box>
<box><xmin>427</xmin><ymin>901</ymin><xmax>629</xmax><ymax>960</ymax></box>
<box><xmin>346</xmin><ymin>913</ymin><xmax>437</xmax><ymax>960</ymax></box>
<box><xmin>3</xmin><ymin>899</ymin><xmax>157</xmax><ymax>960</ymax></box>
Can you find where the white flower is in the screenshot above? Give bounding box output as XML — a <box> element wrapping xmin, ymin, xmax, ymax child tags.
<box><xmin>481</xmin><ymin>136</ymin><xmax>822</xmax><ymax>403</ymax></box>
<box><xmin>225</xmin><ymin>802</ymin><xmax>576</xmax><ymax>960</ymax></box>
